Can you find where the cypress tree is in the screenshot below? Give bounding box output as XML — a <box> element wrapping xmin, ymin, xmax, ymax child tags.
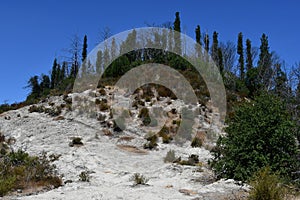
<box><xmin>50</xmin><ymin>58</ymin><xmax>58</xmax><ymax>89</ymax></box>
<box><xmin>204</xmin><ymin>33</ymin><xmax>209</xmax><ymax>53</ymax></box>
<box><xmin>173</xmin><ymin>12</ymin><xmax>182</xmax><ymax>55</ymax></box>
<box><xmin>245</xmin><ymin>39</ymin><xmax>253</xmax><ymax>71</ymax></box>
<box><xmin>218</xmin><ymin>47</ymin><xmax>224</xmax><ymax>73</ymax></box>
<box><xmin>258</xmin><ymin>33</ymin><xmax>272</xmax><ymax>88</ymax></box>
<box><xmin>195</xmin><ymin>25</ymin><xmax>202</xmax><ymax>57</ymax></box>
<box><xmin>195</xmin><ymin>25</ymin><xmax>201</xmax><ymax>45</ymax></box>
<box><xmin>211</xmin><ymin>32</ymin><xmax>219</xmax><ymax>65</ymax></box>
<box><xmin>82</xmin><ymin>35</ymin><xmax>88</xmax><ymax>62</ymax></box>
<box><xmin>237</xmin><ymin>32</ymin><xmax>245</xmax><ymax>80</ymax></box>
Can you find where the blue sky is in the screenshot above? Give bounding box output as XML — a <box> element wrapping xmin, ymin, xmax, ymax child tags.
<box><xmin>0</xmin><ymin>0</ymin><xmax>299</xmax><ymax>104</ymax></box>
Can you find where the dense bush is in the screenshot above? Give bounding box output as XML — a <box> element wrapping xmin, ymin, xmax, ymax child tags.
<box><xmin>210</xmin><ymin>94</ymin><xmax>300</xmax><ymax>183</ymax></box>
<box><xmin>0</xmin><ymin>150</ymin><xmax>62</xmax><ymax>196</ymax></box>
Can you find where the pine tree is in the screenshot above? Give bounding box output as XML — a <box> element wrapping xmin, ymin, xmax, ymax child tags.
<box><xmin>50</xmin><ymin>58</ymin><xmax>58</xmax><ymax>89</ymax></box>
<box><xmin>211</xmin><ymin>31</ymin><xmax>219</xmax><ymax>63</ymax></box>
<box><xmin>40</xmin><ymin>74</ymin><xmax>50</xmax><ymax>95</ymax></box>
<box><xmin>82</xmin><ymin>35</ymin><xmax>88</xmax><ymax>62</ymax></box>
<box><xmin>246</xmin><ymin>39</ymin><xmax>253</xmax><ymax>71</ymax></box>
<box><xmin>27</xmin><ymin>75</ymin><xmax>41</xmax><ymax>98</ymax></box>
<box><xmin>173</xmin><ymin>12</ymin><xmax>182</xmax><ymax>55</ymax></box>
<box><xmin>237</xmin><ymin>32</ymin><xmax>245</xmax><ymax>80</ymax></box>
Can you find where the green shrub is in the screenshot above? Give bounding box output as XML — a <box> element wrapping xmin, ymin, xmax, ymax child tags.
<box><xmin>248</xmin><ymin>167</ymin><xmax>287</xmax><ymax>200</ymax></box>
<box><xmin>69</xmin><ymin>137</ymin><xmax>83</xmax><ymax>147</ymax></box>
<box><xmin>0</xmin><ymin>176</ymin><xmax>16</xmax><ymax>197</ymax></box>
<box><xmin>28</xmin><ymin>105</ymin><xmax>44</xmax><ymax>113</ymax></box>
<box><xmin>0</xmin><ymin>150</ymin><xmax>62</xmax><ymax>197</ymax></box>
<box><xmin>191</xmin><ymin>137</ymin><xmax>202</xmax><ymax>148</ymax></box>
<box><xmin>143</xmin><ymin>134</ymin><xmax>158</xmax><ymax>150</ymax></box>
<box><xmin>210</xmin><ymin>94</ymin><xmax>299</xmax><ymax>182</ymax></box>
<box><xmin>79</xmin><ymin>171</ymin><xmax>90</xmax><ymax>182</ymax></box>
<box><xmin>158</xmin><ymin>126</ymin><xmax>172</xmax><ymax>143</ymax></box>
<box><xmin>130</xmin><ymin>173</ymin><xmax>149</xmax><ymax>185</ymax></box>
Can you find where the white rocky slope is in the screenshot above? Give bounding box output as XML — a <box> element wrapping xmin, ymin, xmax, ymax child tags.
<box><xmin>0</xmin><ymin>87</ymin><xmax>248</xmax><ymax>200</ymax></box>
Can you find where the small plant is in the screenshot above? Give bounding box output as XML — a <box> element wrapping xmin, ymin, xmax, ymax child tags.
<box><xmin>98</xmin><ymin>88</ymin><xmax>106</xmax><ymax>96</ymax></box>
<box><xmin>164</xmin><ymin>150</ymin><xmax>176</xmax><ymax>163</ymax></box>
<box><xmin>191</xmin><ymin>137</ymin><xmax>202</xmax><ymax>148</ymax></box>
<box><xmin>79</xmin><ymin>171</ymin><xmax>90</xmax><ymax>182</ymax></box>
<box><xmin>99</xmin><ymin>100</ymin><xmax>110</xmax><ymax>111</ymax></box>
<box><xmin>143</xmin><ymin>134</ymin><xmax>158</xmax><ymax>150</ymax></box>
<box><xmin>28</xmin><ymin>105</ymin><xmax>44</xmax><ymax>113</ymax></box>
<box><xmin>176</xmin><ymin>154</ymin><xmax>201</xmax><ymax>166</ymax></box>
<box><xmin>138</xmin><ymin>107</ymin><xmax>149</xmax><ymax>119</ymax></box>
<box><xmin>248</xmin><ymin>167</ymin><xmax>287</xmax><ymax>200</ymax></box>
<box><xmin>158</xmin><ymin>126</ymin><xmax>172</xmax><ymax>143</ymax></box>
<box><xmin>69</xmin><ymin>137</ymin><xmax>83</xmax><ymax>147</ymax></box>
<box><xmin>130</xmin><ymin>173</ymin><xmax>149</xmax><ymax>186</ymax></box>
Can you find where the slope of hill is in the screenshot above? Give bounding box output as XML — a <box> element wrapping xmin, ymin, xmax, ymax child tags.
<box><xmin>0</xmin><ymin>86</ymin><xmax>249</xmax><ymax>200</ymax></box>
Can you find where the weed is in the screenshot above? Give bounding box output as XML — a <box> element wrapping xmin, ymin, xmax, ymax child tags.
<box><xmin>130</xmin><ymin>173</ymin><xmax>149</xmax><ymax>185</ymax></box>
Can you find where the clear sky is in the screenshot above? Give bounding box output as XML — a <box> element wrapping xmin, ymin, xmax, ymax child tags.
<box><xmin>0</xmin><ymin>0</ymin><xmax>300</xmax><ymax>104</ymax></box>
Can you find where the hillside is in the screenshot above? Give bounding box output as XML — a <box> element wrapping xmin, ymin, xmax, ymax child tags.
<box><xmin>0</xmin><ymin>86</ymin><xmax>249</xmax><ymax>200</ymax></box>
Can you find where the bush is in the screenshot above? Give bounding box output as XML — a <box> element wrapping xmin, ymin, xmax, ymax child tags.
<box><xmin>0</xmin><ymin>150</ymin><xmax>62</xmax><ymax>197</ymax></box>
<box><xmin>210</xmin><ymin>94</ymin><xmax>299</xmax><ymax>182</ymax></box>
<box><xmin>79</xmin><ymin>171</ymin><xmax>90</xmax><ymax>182</ymax></box>
<box><xmin>130</xmin><ymin>173</ymin><xmax>148</xmax><ymax>185</ymax></box>
<box><xmin>248</xmin><ymin>167</ymin><xmax>287</xmax><ymax>200</ymax></box>
<box><xmin>143</xmin><ymin>134</ymin><xmax>158</xmax><ymax>150</ymax></box>
<box><xmin>191</xmin><ymin>137</ymin><xmax>202</xmax><ymax>148</ymax></box>
<box><xmin>69</xmin><ymin>137</ymin><xmax>83</xmax><ymax>147</ymax></box>
<box><xmin>158</xmin><ymin>126</ymin><xmax>172</xmax><ymax>143</ymax></box>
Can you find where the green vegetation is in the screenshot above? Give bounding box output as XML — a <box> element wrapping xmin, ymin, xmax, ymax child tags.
<box><xmin>210</xmin><ymin>94</ymin><xmax>299</xmax><ymax>184</ymax></box>
<box><xmin>248</xmin><ymin>167</ymin><xmax>288</xmax><ymax>200</ymax></box>
<box><xmin>0</xmin><ymin>149</ymin><xmax>62</xmax><ymax>196</ymax></box>
<box><xmin>130</xmin><ymin>173</ymin><xmax>149</xmax><ymax>186</ymax></box>
<box><xmin>79</xmin><ymin>171</ymin><xmax>90</xmax><ymax>182</ymax></box>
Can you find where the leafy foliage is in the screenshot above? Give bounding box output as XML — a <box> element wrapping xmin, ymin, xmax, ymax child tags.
<box><xmin>210</xmin><ymin>94</ymin><xmax>299</xmax><ymax>183</ymax></box>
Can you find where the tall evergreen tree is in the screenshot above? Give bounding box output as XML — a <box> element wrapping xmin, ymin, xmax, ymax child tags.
<box><xmin>27</xmin><ymin>75</ymin><xmax>41</xmax><ymax>98</ymax></box>
<box><xmin>173</xmin><ymin>12</ymin><xmax>182</xmax><ymax>55</ymax></box>
<box><xmin>204</xmin><ymin>33</ymin><xmax>209</xmax><ymax>54</ymax></box>
<box><xmin>195</xmin><ymin>25</ymin><xmax>202</xmax><ymax>57</ymax></box>
<box><xmin>40</xmin><ymin>74</ymin><xmax>50</xmax><ymax>95</ymax></box>
<box><xmin>195</xmin><ymin>25</ymin><xmax>201</xmax><ymax>45</ymax></box>
<box><xmin>237</xmin><ymin>32</ymin><xmax>245</xmax><ymax>80</ymax></box>
<box><xmin>60</xmin><ymin>62</ymin><xmax>67</xmax><ymax>80</ymax></box>
<box><xmin>211</xmin><ymin>31</ymin><xmax>219</xmax><ymax>64</ymax></box>
<box><xmin>50</xmin><ymin>58</ymin><xmax>58</xmax><ymax>89</ymax></box>
<box><xmin>218</xmin><ymin>47</ymin><xmax>224</xmax><ymax>73</ymax></box>
<box><xmin>96</xmin><ymin>50</ymin><xmax>103</xmax><ymax>74</ymax></box>
<box><xmin>246</xmin><ymin>39</ymin><xmax>253</xmax><ymax>71</ymax></box>
<box><xmin>82</xmin><ymin>35</ymin><xmax>88</xmax><ymax>62</ymax></box>
<box><xmin>258</xmin><ymin>33</ymin><xmax>272</xmax><ymax>89</ymax></box>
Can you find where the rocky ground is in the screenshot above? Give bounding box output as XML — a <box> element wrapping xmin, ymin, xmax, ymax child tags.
<box><xmin>0</xmin><ymin>86</ymin><xmax>249</xmax><ymax>200</ymax></box>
